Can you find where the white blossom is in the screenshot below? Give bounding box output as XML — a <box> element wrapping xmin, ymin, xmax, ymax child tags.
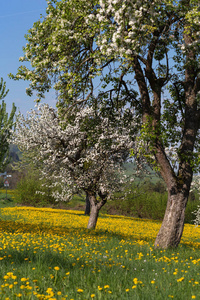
<box><xmin>12</xmin><ymin>104</ymin><xmax>135</xmax><ymax>202</ymax></box>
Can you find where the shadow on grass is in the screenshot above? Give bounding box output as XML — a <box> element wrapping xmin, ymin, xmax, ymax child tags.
<box><xmin>0</xmin><ymin>216</ymin><xmax>155</xmax><ymax>244</ymax></box>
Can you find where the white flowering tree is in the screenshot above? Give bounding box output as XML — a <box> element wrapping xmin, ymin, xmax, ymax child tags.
<box><xmin>11</xmin><ymin>0</ymin><xmax>200</xmax><ymax>248</ymax></box>
<box><xmin>13</xmin><ymin>104</ymin><xmax>134</xmax><ymax>229</ymax></box>
<box><xmin>191</xmin><ymin>175</ymin><xmax>200</xmax><ymax>226</ymax></box>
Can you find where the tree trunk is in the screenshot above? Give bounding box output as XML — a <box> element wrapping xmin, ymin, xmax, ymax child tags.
<box><xmin>154</xmin><ymin>191</ymin><xmax>188</xmax><ymax>248</ymax></box>
<box><xmin>84</xmin><ymin>192</ymin><xmax>90</xmax><ymax>215</ymax></box>
<box><xmin>87</xmin><ymin>192</ymin><xmax>107</xmax><ymax>229</ymax></box>
<box><xmin>87</xmin><ymin>202</ymin><xmax>99</xmax><ymax>229</ymax></box>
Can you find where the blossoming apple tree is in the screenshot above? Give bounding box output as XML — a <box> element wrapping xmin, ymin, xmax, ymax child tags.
<box><xmin>13</xmin><ymin>104</ymin><xmax>134</xmax><ymax>229</ymax></box>
<box><xmin>11</xmin><ymin>0</ymin><xmax>200</xmax><ymax>248</ymax></box>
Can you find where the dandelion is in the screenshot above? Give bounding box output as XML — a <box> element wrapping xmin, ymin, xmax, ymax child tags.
<box><xmin>54</xmin><ymin>266</ymin><xmax>60</xmax><ymax>271</ymax></box>
<box><xmin>104</xmin><ymin>285</ymin><xmax>109</xmax><ymax>289</ymax></box>
<box><xmin>21</xmin><ymin>278</ymin><xmax>28</xmax><ymax>282</ymax></box>
<box><xmin>77</xmin><ymin>289</ymin><xmax>83</xmax><ymax>293</ymax></box>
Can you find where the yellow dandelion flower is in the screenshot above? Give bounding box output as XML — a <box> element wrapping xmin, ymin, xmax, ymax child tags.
<box><xmin>54</xmin><ymin>266</ymin><xmax>60</xmax><ymax>271</ymax></box>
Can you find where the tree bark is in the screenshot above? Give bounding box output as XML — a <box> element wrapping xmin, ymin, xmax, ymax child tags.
<box><xmin>84</xmin><ymin>191</ymin><xmax>90</xmax><ymax>215</ymax></box>
<box><xmin>87</xmin><ymin>192</ymin><xmax>107</xmax><ymax>229</ymax></box>
<box><xmin>154</xmin><ymin>190</ymin><xmax>188</xmax><ymax>248</ymax></box>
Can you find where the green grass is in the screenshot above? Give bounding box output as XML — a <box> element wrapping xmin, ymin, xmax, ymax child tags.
<box><xmin>0</xmin><ymin>189</ymin><xmax>17</xmax><ymax>208</ymax></box>
<box><xmin>0</xmin><ymin>207</ymin><xmax>199</xmax><ymax>299</ymax></box>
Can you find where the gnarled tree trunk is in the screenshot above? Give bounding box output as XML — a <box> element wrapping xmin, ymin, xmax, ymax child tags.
<box><xmin>154</xmin><ymin>190</ymin><xmax>188</xmax><ymax>248</ymax></box>
<box><xmin>87</xmin><ymin>192</ymin><xmax>107</xmax><ymax>229</ymax></box>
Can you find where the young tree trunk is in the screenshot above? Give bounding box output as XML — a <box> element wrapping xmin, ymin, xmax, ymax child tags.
<box><xmin>154</xmin><ymin>190</ymin><xmax>188</xmax><ymax>249</ymax></box>
<box><xmin>84</xmin><ymin>191</ymin><xmax>90</xmax><ymax>215</ymax></box>
<box><xmin>87</xmin><ymin>192</ymin><xmax>107</xmax><ymax>229</ymax></box>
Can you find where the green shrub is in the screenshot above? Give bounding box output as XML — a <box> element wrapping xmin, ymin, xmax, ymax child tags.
<box><xmin>103</xmin><ymin>180</ymin><xmax>199</xmax><ymax>224</ymax></box>
<box><xmin>16</xmin><ymin>168</ymin><xmax>56</xmax><ymax>206</ymax></box>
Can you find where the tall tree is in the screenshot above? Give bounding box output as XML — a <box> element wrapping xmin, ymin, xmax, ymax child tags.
<box><xmin>11</xmin><ymin>0</ymin><xmax>200</xmax><ymax>248</ymax></box>
<box><xmin>0</xmin><ymin>78</ymin><xmax>16</xmax><ymax>170</ymax></box>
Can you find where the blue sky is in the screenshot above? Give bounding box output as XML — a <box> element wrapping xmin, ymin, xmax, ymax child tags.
<box><xmin>0</xmin><ymin>0</ymin><xmax>56</xmax><ymax>115</ymax></box>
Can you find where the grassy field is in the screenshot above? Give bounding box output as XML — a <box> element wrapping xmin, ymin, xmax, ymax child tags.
<box><xmin>0</xmin><ymin>206</ymin><xmax>199</xmax><ymax>299</ymax></box>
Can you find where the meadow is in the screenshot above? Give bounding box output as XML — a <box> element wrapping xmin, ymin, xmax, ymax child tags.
<box><xmin>0</xmin><ymin>206</ymin><xmax>199</xmax><ymax>299</ymax></box>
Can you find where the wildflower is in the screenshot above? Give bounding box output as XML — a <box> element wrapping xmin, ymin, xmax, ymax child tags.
<box><xmin>54</xmin><ymin>266</ymin><xmax>60</xmax><ymax>271</ymax></box>
<box><xmin>91</xmin><ymin>294</ymin><xmax>95</xmax><ymax>298</ymax></box>
<box><xmin>21</xmin><ymin>278</ymin><xmax>28</xmax><ymax>282</ymax></box>
<box><xmin>77</xmin><ymin>289</ymin><xmax>83</xmax><ymax>292</ymax></box>
<box><xmin>104</xmin><ymin>285</ymin><xmax>109</xmax><ymax>289</ymax></box>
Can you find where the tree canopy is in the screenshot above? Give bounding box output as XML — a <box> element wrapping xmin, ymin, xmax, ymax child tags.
<box><xmin>11</xmin><ymin>0</ymin><xmax>200</xmax><ymax>248</ymax></box>
<box><xmin>14</xmin><ymin>104</ymin><xmax>134</xmax><ymax>228</ymax></box>
<box><xmin>0</xmin><ymin>78</ymin><xmax>16</xmax><ymax>171</ymax></box>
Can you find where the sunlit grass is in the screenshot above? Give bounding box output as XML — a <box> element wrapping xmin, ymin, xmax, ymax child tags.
<box><xmin>0</xmin><ymin>206</ymin><xmax>199</xmax><ymax>299</ymax></box>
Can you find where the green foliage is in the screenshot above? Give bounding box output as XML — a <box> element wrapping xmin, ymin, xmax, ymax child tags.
<box><xmin>103</xmin><ymin>180</ymin><xmax>199</xmax><ymax>224</ymax></box>
<box><xmin>0</xmin><ymin>77</ymin><xmax>9</xmax><ymax>99</ymax></box>
<box><xmin>16</xmin><ymin>168</ymin><xmax>56</xmax><ymax>206</ymax></box>
<box><xmin>0</xmin><ymin>78</ymin><xmax>16</xmax><ymax>171</ymax></box>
